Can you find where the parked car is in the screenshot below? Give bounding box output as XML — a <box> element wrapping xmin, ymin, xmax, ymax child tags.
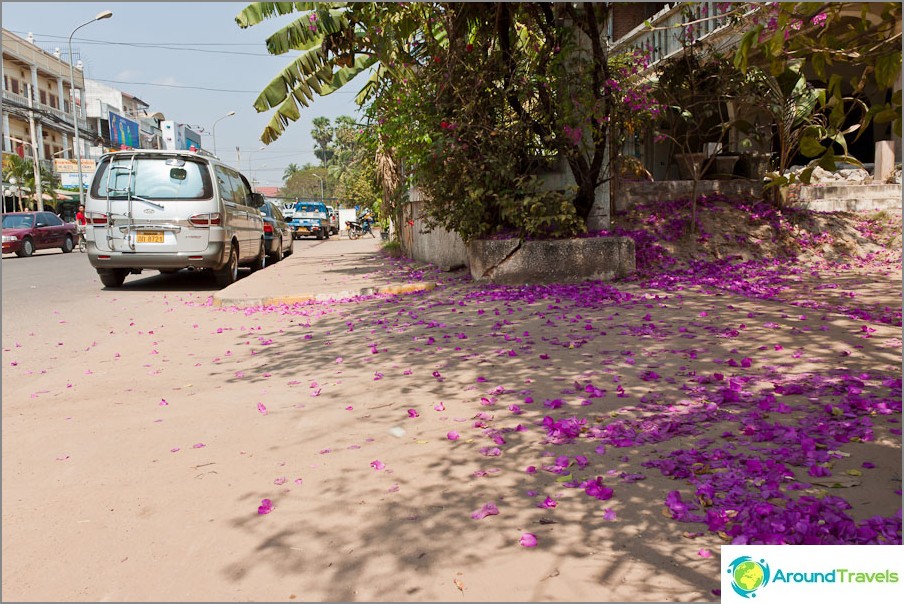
<box><xmin>325</xmin><ymin>205</ymin><xmax>340</xmax><ymax>236</ymax></box>
<box><xmin>2</xmin><ymin>211</ymin><xmax>78</xmax><ymax>257</ymax></box>
<box><xmin>288</xmin><ymin>201</ymin><xmax>330</xmax><ymax>240</ymax></box>
<box><xmin>259</xmin><ymin>200</ymin><xmax>294</xmax><ymax>263</ymax></box>
<box><xmin>84</xmin><ymin>149</ymin><xmax>266</xmax><ymax>288</ymax></box>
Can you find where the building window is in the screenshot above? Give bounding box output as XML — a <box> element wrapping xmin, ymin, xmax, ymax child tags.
<box><xmin>10</xmin><ymin>78</ymin><xmax>19</xmax><ymax>94</ymax></box>
<box><xmin>40</xmin><ymin>90</ymin><xmax>47</xmax><ymax>105</ymax></box>
<box><xmin>49</xmin><ymin>94</ymin><xmax>58</xmax><ymax>109</ymax></box>
<box><xmin>44</xmin><ymin>143</ymin><xmax>51</xmax><ymax>158</ymax></box>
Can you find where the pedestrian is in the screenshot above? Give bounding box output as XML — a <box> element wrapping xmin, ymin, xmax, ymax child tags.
<box><xmin>75</xmin><ymin>204</ymin><xmax>87</xmax><ymax>248</ymax></box>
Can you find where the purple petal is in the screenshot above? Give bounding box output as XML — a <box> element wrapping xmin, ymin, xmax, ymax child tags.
<box><xmin>519</xmin><ymin>533</ymin><xmax>538</xmax><ymax>547</ymax></box>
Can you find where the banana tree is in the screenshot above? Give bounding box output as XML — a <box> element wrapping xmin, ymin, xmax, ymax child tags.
<box><xmin>235</xmin><ymin>2</ymin><xmax>432</xmax><ymax>145</ymax></box>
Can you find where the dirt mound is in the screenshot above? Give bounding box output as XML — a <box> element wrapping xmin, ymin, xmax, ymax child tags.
<box><xmin>607</xmin><ymin>196</ymin><xmax>901</xmax><ymax>275</ymax></box>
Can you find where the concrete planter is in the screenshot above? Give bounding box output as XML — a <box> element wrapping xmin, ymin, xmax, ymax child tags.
<box><xmin>468</xmin><ymin>236</ymin><xmax>635</xmax><ymax>285</ymax></box>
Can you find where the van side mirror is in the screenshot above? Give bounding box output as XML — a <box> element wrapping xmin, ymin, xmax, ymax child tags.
<box><xmin>249</xmin><ymin>192</ymin><xmax>264</xmax><ymax>208</ymax></box>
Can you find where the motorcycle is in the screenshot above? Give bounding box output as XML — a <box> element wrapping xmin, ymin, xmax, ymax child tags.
<box><xmin>346</xmin><ymin>211</ymin><xmax>375</xmax><ymax>239</ymax></box>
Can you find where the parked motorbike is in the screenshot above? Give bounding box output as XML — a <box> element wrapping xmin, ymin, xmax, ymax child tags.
<box><xmin>345</xmin><ymin>211</ymin><xmax>375</xmax><ymax>239</ymax></box>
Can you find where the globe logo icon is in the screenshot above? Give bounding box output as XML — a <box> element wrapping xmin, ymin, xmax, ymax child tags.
<box><xmin>727</xmin><ymin>556</ymin><xmax>771</xmax><ymax>598</ymax></box>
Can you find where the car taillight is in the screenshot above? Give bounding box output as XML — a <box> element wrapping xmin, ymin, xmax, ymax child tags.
<box><xmin>263</xmin><ymin>223</ymin><xmax>273</xmax><ymax>234</ymax></box>
<box><xmin>87</xmin><ymin>212</ymin><xmax>108</xmax><ymax>225</ymax></box>
<box><xmin>189</xmin><ymin>212</ymin><xmax>222</xmax><ymax>227</ymax></box>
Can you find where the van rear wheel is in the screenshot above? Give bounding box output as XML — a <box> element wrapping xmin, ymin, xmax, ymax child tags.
<box><xmin>214</xmin><ymin>243</ymin><xmax>239</xmax><ymax>287</ymax></box>
<box><xmin>251</xmin><ymin>239</ymin><xmax>267</xmax><ymax>272</ymax></box>
<box><xmin>97</xmin><ymin>268</ymin><xmax>128</xmax><ymax>288</ymax></box>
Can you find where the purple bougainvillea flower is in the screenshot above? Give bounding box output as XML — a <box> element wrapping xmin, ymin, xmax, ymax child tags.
<box><xmin>538</xmin><ymin>496</ymin><xmax>558</xmax><ymax>509</ymax></box>
<box><xmin>273</xmin><ymin>477</ymin><xmax>287</xmax><ymax>485</ymax></box>
<box><xmin>544</xmin><ymin>398</ymin><xmax>564</xmax><ymax>409</ymax></box>
<box><xmin>479</xmin><ymin>447</ymin><xmax>503</xmax><ymax>457</ymax></box>
<box><xmin>519</xmin><ymin>533</ymin><xmax>538</xmax><ymax>547</ymax></box>
<box><xmin>434</xmin><ymin>402</ymin><xmax>445</xmax><ymax>411</ymax></box>
<box><xmin>370</xmin><ymin>460</ymin><xmax>386</xmax><ymax>470</ymax></box>
<box><xmin>584</xmin><ymin>477</ymin><xmax>614</xmax><ymax>501</ymax></box>
<box><xmin>257</xmin><ymin>402</ymin><xmax>268</xmax><ymax>415</ymax></box>
<box><xmin>526</xmin><ymin>466</ymin><xmax>538</xmax><ymax>474</ymax></box>
<box><xmin>603</xmin><ymin>508</ymin><xmax>617</xmax><ymax>521</ymax></box>
<box><xmin>407</xmin><ymin>409</ymin><xmax>419</xmax><ymax>418</ymax></box>
<box><xmin>257</xmin><ymin>499</ymin><xmax>273</xmax><ymax>515</ymax></box>
<box><xmin>447</xmin><ymin>431</ymin><xmax>460</xmax><ymax>441</ymax></box>
<box><xmin>192</xmin><ymin>443</ymin><xmax>205</xmax><ymax>449</ymax></box>
<box><xmin>159</xmin><ymin>398</ymin><xmax>169</xmax><ymax>406</ymax></box>
<box><xmin>862</xmin><ymin>461</ymin><xmax>876</xmax><ymax>469</ymax></box>
<box><xmin>698</xmin><ymin>548</ymin><xmax>712</xmax><ymax>558</ymax></box>
<box><xmin>471</xmin><ymin>503</ymin><xmax>499</xmax><ymax>520</ymax></box>
<box><xmin>432</xmin><ymin>371</ymin><xmax>442</xmax><ymax>379</ymax></box>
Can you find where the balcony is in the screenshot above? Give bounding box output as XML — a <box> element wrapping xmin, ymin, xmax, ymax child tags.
<box><xmin>2</xmin><ymin>88</ymin><xmax>88</xmax><ymax>132</ymax></box>
<box><xmin>611</xmin><ymin>2</ymin><xmax>745</xmax><ymax>67</ymax></box>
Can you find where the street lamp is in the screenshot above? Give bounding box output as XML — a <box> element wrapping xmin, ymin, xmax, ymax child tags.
<box><xmin>69</xmin><ymin>10</ymin><xmax>113</xmax><ymax>207</ymax></box>
<box><xmin>211</xmin><ymin>111</ymin><xmax>236</xmax><ymax>157</ymax></box>
<box><xmin>312</xmin><ymin>173</ymin><xmax>324</xmax><ymax>203</ymax></box>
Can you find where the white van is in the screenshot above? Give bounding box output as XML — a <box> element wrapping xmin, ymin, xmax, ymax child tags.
<box><xmin>85</xmin><ymin>149</ymin><xmax>266</xmax><ymax>288</ymax></box>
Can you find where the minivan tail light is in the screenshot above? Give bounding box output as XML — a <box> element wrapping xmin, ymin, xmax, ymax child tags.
<box><xmin>87</xmin><ymin>212</ymin><xmax>108</xmax><ymax>225</ymax></box>
<box><xmin>189</xmin><ymin>212</ymin><xmax>222</xmax><ymax>227</ymax></box>
<box><xmin>263</xmin><ymin>223</ymin><xmax>273</xmax><ymax>234</ymax></box>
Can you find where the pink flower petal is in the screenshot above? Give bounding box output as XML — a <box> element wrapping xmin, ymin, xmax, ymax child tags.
<box><xmin>519</xmin><ymin>533</ymin><xmax>538</xmax><ymax>547</ymax></box>
<box><xmin>602</xmin><ymin>508</ymin><xmax>617</xmax><ymax>521</ymax></box>
<box><xmin>192</xmin><ymin>443</ymin><xmax>205</xmax><ymax>449</ymax></box>
<box><xmin>407</xmin><ymin>409</ymin><xmax>419</xmax><ymax>418</ymax></box>
<box><xmin>447</xmin><ymin>431</ymin><xmax>460</xmax><ymax>441</ymax></box>
<box><xmin>257</xmin><ymin>402</ymin><xmax>268</xmax><ymax>415</ymax></box>
<box><xmin>370</xmin><ymin>460</ymin><xmax>385</xmax><ymax>470</ymax></box>
<box><xmin>434</xmin><ymin>402</ymin><xmax>445</xmax><ymax>411</ymax></box>
<box><xmin>698</xmin><ymin>548</ymin><xmax>712</xmax><ymax>558</ymax></box>
<box><xmin>257</xmin><ymin>499</ymin><xmax>273</xmax><ymax>515</ymax></box>
<box><xmin>470</xmin><ymin>503</ymin><xmax>499</xmax><ymax>520</ymax></box>
<box><xmin>159</xmin><ymin>398</ymin><xmax>169</xmax><ymax>406</ymax></box>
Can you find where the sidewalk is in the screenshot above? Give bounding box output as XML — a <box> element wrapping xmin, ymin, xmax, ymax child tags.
<box><xmin>211</xmin><ymin>235</ymin><xmax>436</xmax><ymax>307</ymax></box>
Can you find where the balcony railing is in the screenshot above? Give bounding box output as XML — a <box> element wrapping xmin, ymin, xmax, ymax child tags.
<box><xmin>611</xmin><ymin>2</ymin><xmax>738</xmax><ymax>66</ymax></box>
<box><xmin>2</xmin><ymin>89</ymin><xmax>88</xmax><ymax>131</ymax></box>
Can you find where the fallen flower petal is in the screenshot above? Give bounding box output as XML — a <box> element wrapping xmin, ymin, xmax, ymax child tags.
<box><xmin>257</xmin><ymin>402</ymin><xmax>268</xmax><ymax>415</ymax></box>
<box><xmin>471</xmin><ymin>503</ymin><xmax>499</xmax><ymax>520</ymax></box>
<box><xmin>371</xmin><ymin>460</ymin><xmax>386</xmax><ymax>470</ymax></box>
<box><xmin>519</xmin><ymin>533</ymin><xmax>538</xmax><ymax>547</ymax></box>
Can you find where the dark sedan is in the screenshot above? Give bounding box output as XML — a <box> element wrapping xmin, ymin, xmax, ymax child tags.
<box><xmin>2</xmin><ymin>211</ymin><xmax>78</xmax><ymax>257</ymax></box>
<box><xmin>259</xmin><ymin>200</ymin><xmax>294</xmax><ymax>263</ymax></box>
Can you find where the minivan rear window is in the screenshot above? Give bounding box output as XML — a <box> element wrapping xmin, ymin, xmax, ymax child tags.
<box><xmin>294</xmin><ymin>203</ymin><xmax>324</xmax><ymax>213</ymax></box>
<box><xmin>91</xmin><ymin>156</ymin><xmax>213</xmax><ymax>200</ymax></box>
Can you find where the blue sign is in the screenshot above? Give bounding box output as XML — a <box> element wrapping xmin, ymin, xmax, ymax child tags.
<box><xmin>109</xmin><ymin>112</ymin><xmax>140</xmax><ymax>149</ymax></box>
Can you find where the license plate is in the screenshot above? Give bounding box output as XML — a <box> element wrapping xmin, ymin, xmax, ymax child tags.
<box><xmin>296</xmin><ymin>227</ymin><xmax>309</xmax><ymax>233</ymax></box>
<box><xmin>136</xmin><ymin>231</ymin><xmax>164</xmax><ymax>243</ymax></box>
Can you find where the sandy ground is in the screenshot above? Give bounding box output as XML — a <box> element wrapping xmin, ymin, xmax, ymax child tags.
<box><xmin>2</xmin><ymin>251</ymin><xmax>901</xmax><ymax>602</ymax></box>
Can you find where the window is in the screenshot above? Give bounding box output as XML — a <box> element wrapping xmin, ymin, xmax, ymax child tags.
<box><xmin>92</xmin><ymin>156</ymin><xmax>213</xmax><ymax>200</ymax></box>
<box><xmin>49</xmin><ymin>94</ymin><xmax>58</xmax><ymax>109</ymax></box>
<box><xmin>10</xmin><ymin>79</ymin><xmax>19</xmax><ymax>94</ymax></box>
<box><xmin>214</xmin><ymin>165</ymin><xmax>236</xmax><ymax>202</ymax></box>
<box><xmin>227</xmin><ymin>169</ymin><xmax>252</xmax><ymax>205</ymax></box>
<box><xmin>44</xmin><ymin>144</ymin><xmax>51</xmax><ymax>158</ymax></box>
<box><xmin>40</xmin><ymin>212</ymin><xmax>63</xmax><ymax>226</ymax></box>
<box><xmin>39</xmin><ymin>90</ymin><xmax>47</xmax><ymax>105</ymax></box>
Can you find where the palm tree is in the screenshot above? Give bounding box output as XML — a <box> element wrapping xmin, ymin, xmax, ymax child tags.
<box><xmin>283</xmin><ymin>163</ymin><xmax>301</xmax><ymax>182</ymax></box>
<box><xmin>4</xmin><ymin>154</ymin><xmax>34</xmax><ymax>211</ymax></box>
<box><xmin>311</xmin><ymin>117</ymin><xmax>334</xmax><ymax>166</ymax></box>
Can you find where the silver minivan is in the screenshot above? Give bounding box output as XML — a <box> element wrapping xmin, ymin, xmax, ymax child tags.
<box><xmin>85</xmin><ymin>149</ymin><xmax>266</xmax><ymax>288</ymax></box>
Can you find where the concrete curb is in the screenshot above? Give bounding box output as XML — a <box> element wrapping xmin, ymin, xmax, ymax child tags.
<box><xmin>211</xmin><ymin>281</ymin><xmax>437</xmax><ymax>308</ymax></box>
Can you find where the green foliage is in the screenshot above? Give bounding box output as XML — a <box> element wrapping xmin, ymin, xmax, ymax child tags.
<box><xmin>732</xmin><ymin>1</ymin><xmax>902</xmax><ymax>191</ymax></box>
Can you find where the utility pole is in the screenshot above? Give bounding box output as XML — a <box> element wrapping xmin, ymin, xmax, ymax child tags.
<box><xmin>26</xmin><ymin>84</ymin><xmax>44</xmax><ymax>212</ymax></box>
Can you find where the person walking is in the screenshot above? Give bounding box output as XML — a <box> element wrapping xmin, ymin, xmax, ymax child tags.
<box><xmin>75</xmin><ymin>204</ymin><xmax>88</xmax><ymax>252</ymax></box>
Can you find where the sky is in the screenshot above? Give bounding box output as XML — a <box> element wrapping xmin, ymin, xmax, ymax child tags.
<box><xmin>1</xmin><ymin>2</ymin><xmax>365</xmax><ymax>187</ymax></box>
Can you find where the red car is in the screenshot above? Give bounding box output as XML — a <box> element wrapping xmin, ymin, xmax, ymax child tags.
<box><xmin>2</xmin><ymin>211</ymin><xmax>78</xmax><ymax>257</ymax></box>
